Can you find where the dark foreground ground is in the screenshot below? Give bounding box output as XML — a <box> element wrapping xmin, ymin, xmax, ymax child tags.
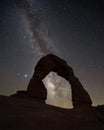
<box><xmin>0</xmin><ymin>95</ymin><xmax>104</xmax><ymax>130</ymax></box>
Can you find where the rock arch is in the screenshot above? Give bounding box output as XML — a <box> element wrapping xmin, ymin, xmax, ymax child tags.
<box><xmin>27</xmin><ymin>54</ymin><xmax>92</xmax><ymax>108</ymax></box>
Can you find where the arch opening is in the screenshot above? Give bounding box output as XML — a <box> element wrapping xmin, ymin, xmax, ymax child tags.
<box><xmin>43</xmin><ymin>72</ymin><xmax>73</xmax><ymax>108</ymax></box>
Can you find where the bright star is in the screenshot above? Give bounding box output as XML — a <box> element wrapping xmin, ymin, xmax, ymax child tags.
<box><xmin>24</xmin><ymin>74</ymin><xmax>28</xmax><ymax>78</ymax></box>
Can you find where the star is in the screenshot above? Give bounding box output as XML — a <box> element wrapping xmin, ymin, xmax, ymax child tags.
<box><xmin>17</xmin><ymin>73</ymin><xmax>20</xmax><ymax>76</ymax></box>
<box><xmin>24</xmin><ymin>74</ymin><xmax>28</xmax><ymax>78</ymax></box>
<box><xmin>24</xmin><ymin>35</ymin><xmax>26</xmax><ymax>39</ymax></box>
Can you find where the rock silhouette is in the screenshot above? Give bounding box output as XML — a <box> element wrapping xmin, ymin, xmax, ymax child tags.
<box><xmin>0</xmin><ymin>54</ymin><xmax>104</xmax><ymax>130</ymax></box>
<box><xmin>27</xmin><ymin>54</ymin><xmax>92</xmax><ymax>108</ymax></box>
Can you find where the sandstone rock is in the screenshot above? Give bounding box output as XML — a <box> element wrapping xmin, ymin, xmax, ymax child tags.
<box><xmin>0</xmin><ymin>95</ymin><xmax>104</xmax><ymax>130</ymax></box>
<box><xmin>27</xmin><ymin>78</ymin><xmax>47</xmax><ymax>101</ymax></box>
<box><xmin>27</xmin><ymin>54</ymin><xmax>92</xmax><ymax>107</ymax></box>
<box><xmin>2</xmin><ymin>54</ymin><xmax>103</xmax><ymax>130</ymax></box>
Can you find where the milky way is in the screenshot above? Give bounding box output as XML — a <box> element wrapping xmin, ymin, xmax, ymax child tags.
<box><xmin>16</xmin><ymin>0</ymin><xmax>53</xmax><ymax>57</ymax></box>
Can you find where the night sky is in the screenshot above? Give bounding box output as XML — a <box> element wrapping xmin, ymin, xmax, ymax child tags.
<box><xmin>0</xmin><ymin>0</ymin><xmax>104</xmax><ymax>108</ymax></box>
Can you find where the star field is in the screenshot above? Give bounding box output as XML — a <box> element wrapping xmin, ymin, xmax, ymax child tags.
<box><xmin>0</xmin><ymin>0</ymin><xmax>104</xmax><ymax>107</ymax></box>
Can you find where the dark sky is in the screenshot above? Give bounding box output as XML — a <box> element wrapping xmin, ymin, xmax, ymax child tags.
<box><xmin>0</xmin><ymin>0</ymin><xmax>104</xmax><ymax>107</ymax></box>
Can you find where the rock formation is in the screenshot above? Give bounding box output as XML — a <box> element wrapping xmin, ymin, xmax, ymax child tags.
<box><xmin>27</xmin><ymin>54</ymin><xmax>92</xmax><ymax>108</ymax></box>
<box><xmin>1</xmin><ymin>54</ymin><xmax>104</xmax><ymax>130</ymax></box>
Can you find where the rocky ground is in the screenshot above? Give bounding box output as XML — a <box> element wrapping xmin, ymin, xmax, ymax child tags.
<box><xmin>0</xmin><ymin>95</ymin><xmax>104</xmax><ymax>130</ymax></box>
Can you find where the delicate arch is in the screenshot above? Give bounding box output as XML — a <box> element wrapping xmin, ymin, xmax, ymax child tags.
<box><xmin>27</xmin><ymin>54</ymin><xmax>92</xmax><ymax>108</ymax></box>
